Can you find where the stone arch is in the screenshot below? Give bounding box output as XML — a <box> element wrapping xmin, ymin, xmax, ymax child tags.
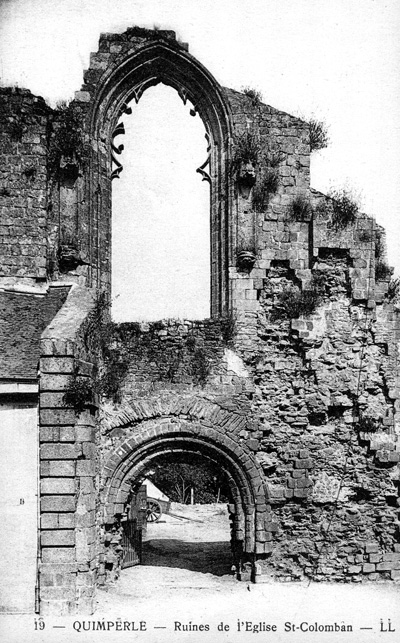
<box><xmin>86</xmin><ymin>35</ymin><xmax>233</xmax><ymax>316</ymax></box>
<box><xmin>101</xmin><ymin>415</ymin><xmax>270</xmax><ymax>560</ymax></box>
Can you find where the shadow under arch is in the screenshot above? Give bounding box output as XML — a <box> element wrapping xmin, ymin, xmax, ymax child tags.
<box><xmin>87</xmin><ymin>37</ymin><xmax>233</xmax><ymax>316</ymax></box>
<box><xmin>101</xmin><ymin>418</ymin><xmax>270</xmax><ymax>579</ymax></box>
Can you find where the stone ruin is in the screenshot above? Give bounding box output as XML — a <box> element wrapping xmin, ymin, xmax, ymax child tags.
<box><xmin>0</xmin><ymin>27</ymin><xmax>399</xmax><ymax>615</ymax></box>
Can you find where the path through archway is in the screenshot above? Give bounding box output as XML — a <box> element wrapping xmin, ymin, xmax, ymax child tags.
<box><xmin>99</xmin><ymin>412</ymin><xmax>270</xmax><ymax>586</ymax></box>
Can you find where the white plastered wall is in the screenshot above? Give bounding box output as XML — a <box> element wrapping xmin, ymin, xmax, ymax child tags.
<box><xmin>0</xmin><ymin>402</ymin><xmax>38</xmax><ymax>613</ymax></box>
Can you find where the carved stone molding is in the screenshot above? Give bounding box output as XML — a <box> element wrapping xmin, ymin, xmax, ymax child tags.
<box><xmin>110</xmin><ymin>122</ymin><xmax>125</xmax><ymax>180</ymax></box>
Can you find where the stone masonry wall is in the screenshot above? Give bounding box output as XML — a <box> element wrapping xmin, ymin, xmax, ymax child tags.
<box><xmin>97</xmin><ymin>285</ymin><xmax>400</xmax><ymax>583</ymax></box>
<box><xmin>0</xmin><ymin>88</ymin><xmax>50</xmax><ymax>286</ymax></box>
<box><xmin>39</xmin><ymin>286</ymin><xmax>98</xmax><ymax>614</ymax></box>
<box><xmin>1</xmin><ymin>26</ymin><xmax>400</xmax><ymax>617</ymax></box>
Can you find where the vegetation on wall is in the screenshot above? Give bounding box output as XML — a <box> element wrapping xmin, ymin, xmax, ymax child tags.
<box><xmin>329</xmin><ymin>188</ymin><xmax>359</xmax><ymax>228</ymax></box>
<box><xmin>231</xmin><ymin>131</ymin><xmax>260</xmax><ymax>174</ymax></box>
<box><xmin>115</xmin><ymin>323</ymin><xmax>219</xmax><ymax>387</ymax></box>
<box><xmin>289</xmin><ymin>195</ymin><xmax>313</xmax><ymax>222</ymax></box>
<box><xmin>373</xmin><ymin>228</ymin><xmax>393</xmax><ymax>281</ymax></box>
<box><xmin>375</xmin><ymin>260</ymin><xmax>393</xmax><ymax>282</ymax></box>
<box><xmin>251</xmin><ymin>147</ymin><xmax>282</xmax><ymax>212</ymax></box>
<box><xmin>272</xmin><ymin>275</ymin><xmax>326</xmax><ymax>320</ymax></box>
<box><xmin>316</xmin><ymin>188</ymin><xmax>359</xmax><ymax>229</ymax></box>
<box><xmin>374</xmin><ymin>229</ymin><xmax>385</xmax><ymax>260</ymax></box>
<box><xmin>84</xmin><ymin>292</ymin><xmax>131</xmax><ymax>401</ymax></box>
<box><xmin>309</xmin><ymin>118</ymin><xmax>329</xmax><ymax>152</ymax></box>
<box><xmin>64</xmin><ymin>292</ymin><xmax>130</xmax><ymax>410</ymax></box>
<box><xmin>242</xmin><ymin>86</ymin><xmax>263</xmax><ymax>106</ymax></box>
<box><xmin>252</xmin><ymin>168</ymin><xmax>279</xmax><ymax>212</ymax></box>
<box><xmin>387</xmin><ymin>277</ymin><xmax>400</xmax><ymax>303</ymax></box>
<box><xmin>64</xmin><ymin>295</ymin><xmax>233</xmax><ymax>411</ymax></box>
<box><xmin>63</xmin><ymin>374</ymin><xmax>95</xmax><ymax>414</ymax></box>
<box><xmin>220</xmin><ymin>311</ymin><xmax>237</xmax><ymax>344</ymax></box>
<box><xmin>357</xmin><ymin>414</ymin><xmax>381</xmax><ymax>433</ymax></box>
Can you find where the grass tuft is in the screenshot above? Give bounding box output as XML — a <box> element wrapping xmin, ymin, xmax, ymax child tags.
<box><xmin>290</xmin><ymin>195</ymin><xmax>313</xmax><ymax>221</ymax></box>
<box><xmin>231</xmin><ymin>131</ymin><xmax>260</xmax><ymax>173</ymax></box>
<box><xmin>329</xmin><ymin>188</ymin><xmax>359</xmax><ymax>228</ymax></box>
<box><xmin>358</xmin><ymin>415</ymin><xmax>380</xmax><ymax>433</ymax></box>
<box><xmin>272</xmin><ymin>276</ymin><xmax>325</xmax><ymax>320</ymax></box>
<box><xmin>387</xmin><ymin>277</ymin><xmax>400</xmax><ymax>302</ymax></box>
<box><xmin>242</xmin><ymin>86</ymin><xmax>263</xmax><ymax>106</ymax></box>
<box><xmin>252</xmin><ymin>169</ymin><xmax>279</xmax><ymax>211</ymax></box>
<box><xmin>375</xmin><ymin>260</ymin><xmax>393</xmax><ymax>281</ymax></box>
<box><xmin>309</xmin><ymin>118</ymin><xmax>329</xmax><ymax>152</ymax></box>
<box><xmin>63</xmin><ymin>376</ymin><xmax>94</xmax><ymax>414</ymax></box>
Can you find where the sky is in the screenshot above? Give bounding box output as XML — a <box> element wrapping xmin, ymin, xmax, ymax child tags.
<box><xmin>0</xmin><ymin>0</ymin><xmax>399</xmax><ymax>319</ymax></box>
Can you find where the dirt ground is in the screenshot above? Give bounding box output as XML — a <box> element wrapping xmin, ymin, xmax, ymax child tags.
<box><xmin>93</xmin><ymin>503</ymin><xmax>399</xmax><ymax>643</ymax></box>
<box><xmin>141</xmin><ymin>502</ymin><xmax>234</xmax><ymax>576</ymax></box>
<box><xmin>2</xmin><ymin>503</ymin><xmax>399</xmax><ymax>643</ymax></box>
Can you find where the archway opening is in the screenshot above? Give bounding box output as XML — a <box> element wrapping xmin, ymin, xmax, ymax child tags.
<box><xmin>111</xmin><ymin>84</ymin><xmax>210</xmax><ymax>322</ymax></box>
<box><xmin>130</xmin><ymin>451</ymin><xmax>233</xmax><ymax>578</ymax></box>
<box><xmin>100</xmin><ymin>422</ymin><xmax>267</xmax><ymax>591</ymax></box>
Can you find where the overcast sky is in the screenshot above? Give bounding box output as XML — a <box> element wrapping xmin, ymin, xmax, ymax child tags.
<box><xmin>1</xmin><ymin>0</ymin><xmax>399</xmax><ymax>319</ymax></box>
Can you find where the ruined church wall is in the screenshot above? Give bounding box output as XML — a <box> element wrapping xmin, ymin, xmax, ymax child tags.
<box><xmin>0</xmin><ymin>88</ymin><xmax>50</xmax><ymax>286</ymax></box>
<box><xmin>98</xmin><ymin>280</ymin><xmax>400</xmax><ymax>582</ymax></box>
<box><xmin>1</xmin><ymin>29</ymin><xmax>399</xmax><ymax>618</ymax></box>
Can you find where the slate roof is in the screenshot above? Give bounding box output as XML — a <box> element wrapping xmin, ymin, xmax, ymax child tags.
<box><xmin>0</xmin><ymin>286</ymin><xmax>70</xmax><ymax>380</ymax></box>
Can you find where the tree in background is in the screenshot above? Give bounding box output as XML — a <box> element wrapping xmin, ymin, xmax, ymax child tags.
<box><xmin>148</xmin><ymin>453</ymin><xmax>230</xmax><ymax>504</ymax></box>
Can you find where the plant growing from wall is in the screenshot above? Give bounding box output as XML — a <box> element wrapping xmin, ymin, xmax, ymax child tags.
<box><xmin>252</xmin><ymin>168</ymin><xmax>279</xmax><ymax>212</ymax></box>
<box><xmin>231</xmin><ymin>131</ymin><xmax>261</xmax><ymax>197</ymax></box>
<box><xmin>220</xmin><ymin>311</ymin><xmax>237</xmax><ymax>344</ymax></box>
<box><xmin>372</xmin><ymin>228</ymin><xmax>393</xmax><ymax>281</ymax></box>
<box><xmin>309</xmin><ymin>118</ymin><xmax>329</xmax><ymax>152</ymax></box>
<box><xmin>232</xmin><ymin>131</ymin><xmax>260</xmax><ymax>171</ymax></box>
<box><xmin>80</xmin><ymin>291</ymin><xmax>130</xmax><ymax>403</ymax></box>
<box><xmin>242</xmin><ymin>86</ymin><xmax>263</xmax><ymax>106</ymax></box>
<box><xmin>63</xmin><ymin>374</ymin><xmax>95</xmax><ymax>414</ymax></box>
<box><xmin>264</xmin><ymin>149</ymin><xmax>285</xmax><ymax>169</ymax></box>
<box><xmin>328</xmin><ymin>188</ymin><xmax>359</xmax><ymax>228</ymax></box>
<box><xmin>375</xmin><ymin>260</ymin><xmax>393</xmax><ymax>282</ymax></box>
<box><xmin>79</xmin><ymin>312</ymin><xmax>221</xmax><ymax>395</ymax></box>
<box><xmin>272</xmin><ymin>275</ymin><xmax>325</xmax><ymax>320</ymax></box>
<box><xmin>387</xmin><ymin>277</ymin><xmax>400</xmax><ymax>303</ymax></box>
<box><xmin>357</xmin><ymin>415</ymin><xmax>381</xmax><ymax>433</ymax></box>
<box><xmin>374</xmin><ymin>228</ymin><xmax>385</xmax><ymax>261</ymax></box>
<box><xmin>289</xmin><ymin>195</ymin><xmax>313</xmax><ymax>222</ymax></box>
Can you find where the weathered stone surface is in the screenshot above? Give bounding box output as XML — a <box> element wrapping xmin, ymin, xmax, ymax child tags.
<box><xmin>0</xmin><ymin>27</ymin><xmax>397</xmax><ymax>619</ymax></box>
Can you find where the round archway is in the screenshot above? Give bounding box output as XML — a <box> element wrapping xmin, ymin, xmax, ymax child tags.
<box><xmin>101</xmin><ymin>418</ymin><xmax>270</xmax><ymax>581</ymax></box>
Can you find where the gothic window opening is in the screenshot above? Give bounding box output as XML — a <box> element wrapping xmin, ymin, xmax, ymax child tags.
<box><xmin>111</xmin><ymin>84</ymin><xmax>211</xmax><ymax>322</ymax></box>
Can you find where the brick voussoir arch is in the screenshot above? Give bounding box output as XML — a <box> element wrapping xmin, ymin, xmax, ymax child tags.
<box><xmin>102</xmin><ymin>419</ymin><xmax>268</xmax><ymax>552</ymax></box>
<box><xmin>104</xmin><ymin>420</ymin><xmax>265</xmax><ymax>494</ymax></box>
<box><xmin>100</xmin><ymin>396</ymin><xmax>248</xmax><ymax>434</ymax></box>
